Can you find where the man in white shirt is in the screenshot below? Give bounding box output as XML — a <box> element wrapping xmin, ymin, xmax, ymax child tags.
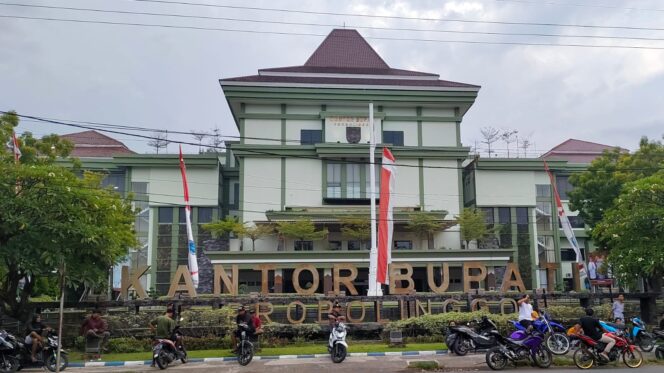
<box><xmin>518</xmin><ymin>294</ymin><xmax>534</xmax><ymax>328</ymax></box>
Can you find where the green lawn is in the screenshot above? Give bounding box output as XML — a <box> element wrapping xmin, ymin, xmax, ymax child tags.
<box><xmin>69</xmin><ymin>342</ymin><xmax>446</xmax><ymax>362</ymax></box>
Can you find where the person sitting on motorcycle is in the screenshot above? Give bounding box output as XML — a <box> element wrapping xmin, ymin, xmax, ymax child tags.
<box><xmin>328</xmin><ymin>302</ymin><xmax>345</xmax><ymax>327</ymax></box>
<box><xmin>231</xmin><ymin>306</ymin><xmax>254</xmax><ymax>353</ymax></box>
<box><xmin>576</xmin><ymin>308</ymin><xmax>614</xmax><ymax>361</ymax></box>
<box><xmin>149</xmin><ymin>309</ymin><xmax>176</xmax><ymax>367</ymax></box>
<box><xmin>517</xmin><ymin>294</ymin><xmax>534</xmax><ymax>329</ymax></box>
<box><xmin>25</xmin><ymin>314</ymin><xmax>50</xmax><ymax>362</ymax></box>
<box><xmin>80</xmin><ymin>309</ymin><xmax>110</xmax><ymax>353</ymax></box>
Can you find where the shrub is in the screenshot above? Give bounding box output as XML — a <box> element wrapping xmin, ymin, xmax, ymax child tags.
<box><xmin>384</xmin><ymin>310</ymin><xmax>518</xmax><ymax>338</ymax></box>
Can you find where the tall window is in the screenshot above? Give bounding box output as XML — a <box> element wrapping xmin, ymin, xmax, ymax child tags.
<box><xmin>383</xmin><ymin>131</ymin><xmax>404</xmax><ymax>146</ymax></box>
<box><xmin>347</xmin><ymin>164</ymin><xmax>361</xmax><ymax>198</ymax></box>
<box><xmin>536</xmin><ymin>201</ymin><xmax>553</xmax><ymax>232</ymax></box>
<box><xmin>131</xmin><ymin>182</ymin><xmax>149</xmax><ymax>279</ymax></box>
<box><xmin>177</xmin><ymin>208</ymin><xmax>189</xmax><ymax>266</ymax></box>
<box><xmin>300</xmin><ymin>129</ymin><xmax>322</xmax><ymax>145</ymax></box>
<box><xmin>327</xmin><ymin>163</ymin><xmax>342</xmax><ymax>198</ymax></box>
<box><xmin>556</xmin><ymin>175</ymin><xmax>574</xmax><ymax>200</ymax></box>
<box><xmin>498</xmin><ymin>207</ymin><xmax>512</xmax><ymax>248</ymax></box>
<box><xmin>538</xmin><ymin>235</ymin><xmax>556</xmax><ymax>263</ymax></box>
<box><xmin>156</xmin><ymin>207</ymin><xmax>173</xmax><ymax>295</ymax></box>
<box><xmin>364</xmin><ymin>163</ymin><xmax>380</xmax><ymax>199</ymax></box>
<box><xmin>536</xmin><ymin>184</ymin><xmax>551</xmax><ymax>198</ymax></box>
<box><xmin>197</xmin><ymin>207</ymin><xmax>214</xmax><ymax>248</ymax></box>
<box><xmin>294</xmin><ymin>241</ymin><xmax>313</xmax><ymax>251</ymax></box>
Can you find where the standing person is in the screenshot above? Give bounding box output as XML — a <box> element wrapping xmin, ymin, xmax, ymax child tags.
<box><xmin>249</xmin><ymin>309</ymin><xmax>263</xmax><ymax>352</ymax></box>
<box><xmin>588</xmin><ymin>254</ymin><xmax>597</xmax><ymax>280</ymax></box>
<box><xmin>148</xmin><ymin>309</ymin><xmax>176</xmax><ymax>367</ymax></box>
<box><xmin>80</xmin><ymin>309</ymin><xmax>111</xmax><ymax>352</ymax></box>
<box><xmin>576</xmin><ymin>308</ymin><xmax>614</xmax><ymax>361</ymax></box>
<box><xmin>517</xmin><ymin>294</ymin><xmax>534</xmax><ymax>329</ymax></box>
<box><xmin>612</xmin><ymin>294</ymin><xmax>625</xmax><ymax>323</ymax></box>
<box><xmin>25</xmin><ymin>314</ymin><xmax>50</xmax><ymax>362</ymax></box>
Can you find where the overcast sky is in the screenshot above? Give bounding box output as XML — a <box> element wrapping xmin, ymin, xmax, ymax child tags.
<box><xmin>2</xmin><ymin>0</ymin><xmax>663</xmax><ymax>155</ymax></box>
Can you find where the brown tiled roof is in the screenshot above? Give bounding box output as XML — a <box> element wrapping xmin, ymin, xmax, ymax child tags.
<box><xmin>541</xmin><ymin>138</ymin><xmax>626</xmax><ymax>163</ymax></box>
<box><xmin>61</xmin><ymin>130</ymin><xmax>135</xmax><ymax>157</ymax></box>
<box><xmin>221</xmin><ymin>29</ymin><xmax>479</xmax><ymax>90</ymax></box>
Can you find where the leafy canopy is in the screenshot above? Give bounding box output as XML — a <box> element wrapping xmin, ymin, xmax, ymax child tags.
<box><xmin>202</xmin><ymin>216</ymin><xmax>243</xmax><ymax>238</ymax></box>
<box><xmin>456</xmin><ymin>208</ymin><xmax>488</xmax><ymax>248</ymax></box>
<box><xmin>276</xmin><ymin>219</ymin><xmax>328</xmax><ymax>241</ymax></box>
<box><xmin>340</xmin><ymin>216</ymin><xmax>371</xmax><ymax>243</ymax></box>
<box><xmin>407</xmin><ymin>213</ymin><xmax>445</xmax><ymax>249</ymax></box>
<box><xmin>238</xmin><ymin>224</ymin><xmax>274</xmax><ymax>251</ymax></box>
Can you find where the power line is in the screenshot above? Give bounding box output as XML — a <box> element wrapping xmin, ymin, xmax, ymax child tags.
<box><xmin>3</xmin><ymin>14</ymin><xmax>664</xmax><ymax>50</ymax></box>
<box><xmin>490</xmin><ymin>0</ymin><xmax>664</xmax><ymax>13</ymax></box>
<box><xmin>2</xmin><ymin>2</ymin><xmax>664</xmax><ymax>42</ymax></box>
<box><xmin>131</xmin><ymin>0</ymin><xmax>664</xmax><ymax>32</ymax></box>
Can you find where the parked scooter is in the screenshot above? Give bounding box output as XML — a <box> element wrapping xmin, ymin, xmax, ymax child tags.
<box><xmin>3</xmin><ymin>329</ymin><xmax>68</xmax><ymax>372</ymax></box>
<box><xmin>630</xmin><ymin>317</ymin><xmax>655</xmax><ymax>352</ymax></box>
<box><xmin>485</xmin><ymin>328</ymin><xmax>552</xmax><ymax>370</ymax></box>
<box><xmin>0</xmin><ymin>331</ymin><xmax>19</xmax><ymax>373</ymax></box>
<box><xmin>511</xmin><ymin>310</ymin><xmax>570</xmax><ymax>355</ymax></box>
<box><xmin>446</xmin><ymin>316</ymin><xmax>498</xmax><ymax>356</ymax></box>
<box><xmin>328</xmin><ymin>321</ymin><xmax>348</xmax><ymax>363</ymax></box>
<box><xmin>152</xmin><ymin>326</ymin><xmax>188</xmax><ymax>370</ymax></box>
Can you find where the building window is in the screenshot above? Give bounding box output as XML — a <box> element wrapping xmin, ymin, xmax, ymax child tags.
<box><xmin>326</xmin><ymin>163</ymin><xmax>342</xmax><ymax>198</ymax></box>
<box><xmin>383</xmin><ymin>131</ymin><xmax>404</xmax><ymax>146</ymax></box>
<box><xmin>363</xmin><ymin>163</ymin><xmax>380</xmax><ymax>199</ymax></box>
<box><xmin>197</xmin><ymin>207</ymin><xmax>214</xmax><ymax>245</ymax></box>
<box><xmin>348</xmin><ymin>240</ymin><xmax>369</xmax><ymax>250</ymax></box>
<box><xmin>347</xmin><ymin>164</ymin><xmax>361</xmax><ymax>198</ymax></box>
<box><xmin>328</xmin><ymin>241</ymin><xmax>342</xmax><ymax>251</ymax></box>
<box><xmin>394</xmin><ymin>240</ymin><xmax>413</xmax><ymax>250</ymax></box>
<box><xmin>158</xmin><ymin>207</ymin><xmax>173</xmax><ymax>223</ymax></box>
<box><xmin>536</xmin><ymin>201</ymin><xmax>553</xmax><ymax>232</ymax></box>
<box><xmin>556</xmin><ymin>175</ymin><xmax>574</xmax><ymax>200</ymax></box>
<box><xmin>538</xmin><ymin>235</ymin><xmax>556</xmax><ymax>263</ymax></box>
<box><xmin>564</xmin><ymin>215</ymin><xmax>585</xmax><ymax>229</ymax></box>
<box><xmin>536</xmin><ymin>184</ymin><xmax>551</xmax><ymax>198</ymax></box>
<box><xmin>561</xmin><ymin>248</ymin><xmax>586</xmax><ymax>261</ymax></box>
<box><xmin>232</xmin><ymin>183</ymin><xmax>240</xmax><ymax>209</ymax></box>
<box><xmin>294</xmin><ymin>241</ymin><xmax>313</xmax><ymax>251</ymax></box>
<box><xmin>101</xmin><ymin>171</ymin><xmax>126</xmax><ymax>195</ymax></box>
<box><xmin>300</xmin><ymin>129</ymin><xmax>322</xmax><ymax>145</ymax></box>
<box><xmin>498</xmin><ymin>207</ymin><xmax>512</xmax><ymax>248</ymax></box>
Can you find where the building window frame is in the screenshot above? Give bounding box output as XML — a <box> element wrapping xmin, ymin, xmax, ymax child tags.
<box><xmin>300</xmin><ymin>129</ymin><xmax>323</xmax><ymax>145</ymax></box>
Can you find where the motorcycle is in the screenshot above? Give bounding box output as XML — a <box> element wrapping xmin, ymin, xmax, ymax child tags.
<box><xmin>235</xmin><ymin>323</ymin><xmax>254</xmax><ymax>366</ymax></box>
<box><xmin>5</xmin><ymin>329</ymin><xmax>68</xmax><ymax>372</ymax></box>
<box><xmin>572</xmin><ymin>330</ymin><xmax>643</xmax><ymax>369</ymax></box>
<box><xmin>630</xmin><ymin>317</ymin><xmax>655</xmax><ymax>352</ymax></box>
<box><xmin>152</xmin><ymin>326</ymin><xmax>188</xmax><ymax>370</ymax></box>
<box><xmin>328</xmin><ymin>322</ymin><xmax>348</xmax><ymax>363</ymax></box>
<box><xmin>485</xmin><ymin>328</ymin><xmax>553</xmax><ymax>370</ymax></box>
<box><xmin>511</xmin><ymin>311</ymin><xmax>570</xmax><ymax>355</ymax></box>
<box><xmin>0</xmin><ymin>331</ymin><xmax>19</xmax><ymax>373</ymax></box>
<box><xmin>446</xmin><ymin>316</ymin><xmax>498</xmax><ymax>356</ymax></box>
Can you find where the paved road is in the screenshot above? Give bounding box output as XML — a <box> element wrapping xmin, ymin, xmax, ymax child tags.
<box><xmin>62</xmin><ymin>354</ymin><xmax>662</xmax><ymax>373</ymax></box>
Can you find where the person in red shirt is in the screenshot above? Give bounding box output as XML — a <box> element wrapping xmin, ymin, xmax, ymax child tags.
<box><xmin>80</xmin><ymin>309</ymin><xmax>110</xmax><ymax>352</ymax></box>
<box><xmin>250</xmin><ymin>310</ymin><xmax>263</xmax><ymax>334</ymax></box>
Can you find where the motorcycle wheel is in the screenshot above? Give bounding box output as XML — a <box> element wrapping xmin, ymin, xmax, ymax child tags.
<box><xmin>331</xmin><ymin>344</ymin><xmax>347</xmax><ymax>364</ymax></box>
<box><xmin>238</xmin><ymin>341</ymin><xmax>253</xmax><ymax>366</ymax></box>
<box><xmin>573</xmin><ymin>348</ymin><xmax>595</xmax><ymax>370</ymax></box>
<box><xmin>533</xmin><ymin>348</ymin><xmax>553</xmax><ymax>368</ymax></box>
<box><xmin>485</xmin><ymin>347</ymin><xmax>507</xmax><ymax>371</ymax></box>
<box><xmin>453</xmin><ymin>338</ymin><xmax>469</xmax><ymax>356</ymax></box>
<box><xmin>180</xmin><ymin>347</ymin><xmax>188</xmax><ymax>364</ymax></box>
<box><xmin>655</xmin><ymin>346</ymin><xmax>664</xmax><ymax>360</ymax></box>
<box><xmin>545</xmin><ymin>332</ymin><xmax>570</xmax><ymax>355</ymax></box>
<box><xmin>0</xmin><ymin>354</ymin><xmax>19</xmax><ymax>373</ymax></box>
<box><xmin>637</xmin><ymin>334</ymin><xmax>654</xmax><ymax>352</ymax></box>
<box><xmin>45</xmin><ymin>354</ymin><xmax>68</xmax><ymax>372</ymax></box>
<box><xmin>622</xmin><ymin>348</ymin><xmax>643</xmax><ymax>368</ymax></box>
<box><xmin>155</xmin><ymin>351</ymin><xmax>169</xmax><ymax>370</ymax></box>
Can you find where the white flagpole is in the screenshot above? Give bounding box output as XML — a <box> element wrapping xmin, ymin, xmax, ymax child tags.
<box><xmin>368</xmin><ymin>102</ymin><xmax>381</xmax><ymax>296</ymax></box>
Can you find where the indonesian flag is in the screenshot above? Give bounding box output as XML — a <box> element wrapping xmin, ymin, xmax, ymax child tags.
<box><xmin>543</xmin><ymin>160</ymin><xmax>588</xmax><ymax>287</ymax></box>
<box><xmin>377</xmin><ymin>148</ymin><xmax>396</xmax><ymax>284</ymax></box>
<box><xmin>179</xmin><ymin>146</ymin><xmax>199</xmax><ymax>288</ymax></box>
<box><xmin>11</xmin><ymin>132</ymin><xmax>21</xmax><ymax>163</ymax></box>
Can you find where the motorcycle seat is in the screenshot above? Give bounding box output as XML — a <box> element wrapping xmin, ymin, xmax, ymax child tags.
<box><xmin>604</xmin><ymin>322</ymin><xmax>627</xmax><ymax>330</ymax></box>
<box><xmin>507</xmin><ymin>338</ymin><xmax>525</xmax><ymax>345</ymax></box>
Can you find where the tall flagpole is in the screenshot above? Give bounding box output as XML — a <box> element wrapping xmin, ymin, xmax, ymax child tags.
<box><xmin>368</xmin><ymin>102</ymin><xmax>381</xmax><ymax>296</ymax></box>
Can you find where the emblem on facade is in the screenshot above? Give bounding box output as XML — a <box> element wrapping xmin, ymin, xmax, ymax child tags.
<box><xmin>346</xmin><ymin>127</ymin><xmax>361</xmax><ymax>143</ymax></box>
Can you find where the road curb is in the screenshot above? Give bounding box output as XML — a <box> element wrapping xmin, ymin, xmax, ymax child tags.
<box><xmin>69</xmin><ymin>349</ymin><xmax>448</xmax><ymax>368</ymax></box>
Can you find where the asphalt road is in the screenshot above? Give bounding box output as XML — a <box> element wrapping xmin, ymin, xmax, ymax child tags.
<box><xmin>61</xmin><ymin>354</ymin><xmax>662</xmax><ymax>373</ymax></box>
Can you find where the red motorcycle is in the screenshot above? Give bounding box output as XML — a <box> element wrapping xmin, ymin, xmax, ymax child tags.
<box><xmin>572</xmin><ymin>331</ymin><xmax>643</xmax><ymax>369</ymax></box>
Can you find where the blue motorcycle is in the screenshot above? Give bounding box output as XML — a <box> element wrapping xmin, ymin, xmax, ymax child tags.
<box><xmin>630</xmin><ymin>317</ymin><xmax>655</xmax><ymax>352</ymax></box>
<box><xmin>511</xmin><ymin>311</ymin><xmax>570</xmax><ymax>355</ymax></box>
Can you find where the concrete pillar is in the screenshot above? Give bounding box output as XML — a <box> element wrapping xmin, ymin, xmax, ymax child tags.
<box><xmin>323</xmin><ymin>268</ymin><xmax>333</xmax><ymax>295</ymax></box>
<box><xmin>274</xmin><ymin>269</ymin><xmax>283</xmax><ymax>293</ymax></box>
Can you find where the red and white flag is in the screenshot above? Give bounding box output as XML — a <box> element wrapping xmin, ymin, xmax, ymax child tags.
<box><xmin>377</xmin><ymin>148</ymin><xmax>396</xmax><ymax>284</ymax></box>
<box><xmin>179</xmin><ymin>146</ymin><xmax>199</xmax><ymax>288</ymax></box>
<box><xmin>11</xmin><ymin>132</ymin><xmax>21</xmax><ymax>163</ymax></box>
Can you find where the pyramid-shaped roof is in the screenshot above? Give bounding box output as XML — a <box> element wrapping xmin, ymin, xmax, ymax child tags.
<box><xmin>221</xmin><ymin>29</ymin><xmax>478</xmax><ymax>90</ymax></box>
<box><xmin>61</xmin><ymin>130</ymin><xmax>135</xmax><ymax>157</ymax></box>
<box><xmin>541</xmin><ymin>139</ymin><xmax>626</xmax><ymax>163</ymax></box>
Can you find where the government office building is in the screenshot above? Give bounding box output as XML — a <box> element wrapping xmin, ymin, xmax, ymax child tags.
<box><xmin>64</xmin><ymin>30</ymin><xmax>619</xmax><ymax>296</ymax></box>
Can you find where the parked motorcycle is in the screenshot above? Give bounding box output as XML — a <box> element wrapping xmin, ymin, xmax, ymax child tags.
<box><xmin>235</xmin><ymin>323</ymin><xmax>254</xmax><ymax>366</ymax></box>
<box><xmin>446</xmin><ymin>316</ymin><xmax>498</xmax><ymax>356</ymax></box>
<box><xmin>3</xmin><ymin>329</ymin><xmax>68</xmax><ymax>372</ymax></box>
<box><xmin>0</xmin><ymin>331</ymin><xmax>19</xmax><ymax>373</ymax></box>
<box><xmin>328</xmin><ymin>322</ymin><xmax>348</xmax><ymax>363</ymax></box>
<box><xmin>572</xmin><ymin>330</ymin><xmax>643</xmax><ymax>369</ymax></box>
<box><xmin>485</xmin><ymin>329</ymin><xmax>552</xmax><ymax>370</ymax></box>
<box><xmin>511</xmin><ymin>311</ymin><xmax>570</xmax><ymax>355</ymax></box>
<box><xmin>630</xmin><ymin>317</ymin><xmax>655</xmax><ymax>352</ymax></box>
<box><xmin>153</xmin><ymin>326</ymin><xmax>188</xmax><ymax>370</ymax></box>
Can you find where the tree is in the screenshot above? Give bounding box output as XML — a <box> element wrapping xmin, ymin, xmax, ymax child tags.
<box><xmin>1</xmin><ymin>111</ymin><xmax>73</xmax><ymax>164</ymax></box>
<box><xmin>340</xmin><ymin>216</ymin><xmax>371</xmax><ymax>249</ymax></box>
<box><xmin>239</xmin><ymin>223</ymin><xmax>274</xmax><ymax>251</ymax></box>
<box><xmin>203</xmin><ymin>216</ymin><xmax>245</xmax><ymax>250</ymax></box>
<box><xmin>407</xmin><ymin>213</ymin><xmax>444</xmax><ymax>250</ymax></box>
<box><xmin>500</xmin><ymin>129</ymin><xmax>518</xmax><ymax>157</ymax></box>
<box><xmin>192</xmin><ymin>131</ymin><xmax>208</xmax><ymax>154</ymax></box>
<box><xmin>205</xmin><ymin>126</ymin><xmax>224</xmax><ymax>153</ymax></box>
<box><xmin>456</xmin><ymin>208</ymin><xmax>488</xmax><ymax>249</ymax></box>
<box><xmin>276</xmin><ymin>219</ymin><xmax>328</xmax><ymax>248</ymax></box>
<box><xmin>480</xmin><ymin>126</ymin><xmax>500</xmax><ymax>157</ymax></box>
<box><xmin>592</xmin><ymin>173</ymin><xmax>664</xmax><ymax>291</ymax></box>
<box><xmin>147</xmin><ymin>131</ymin><xmax>169</xmax><ymax>154</ymax></box>
<box><xmin>569</xmin><ymin>138</ymin><xmax>664</xmax><ymax>228</ymax></box>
